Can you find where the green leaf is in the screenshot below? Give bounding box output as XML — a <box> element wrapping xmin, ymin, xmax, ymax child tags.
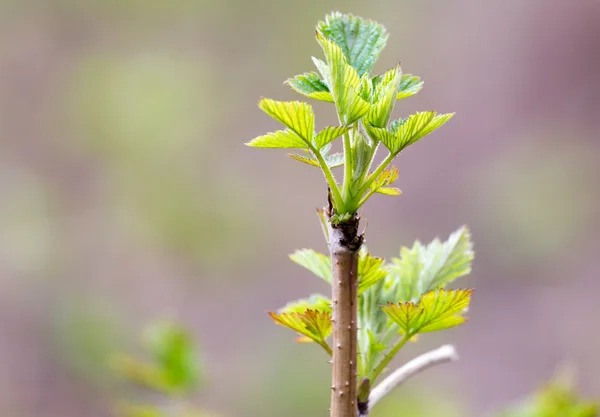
<box><xmin>316</xmin><ymin>33</ymin><xmax>372</xmax><ymax>125</ymax></box>
<box><xmin>380</xmin><ymin>301</ymin><xmax>421</xmax><ymax>335</ymax></box>
<box><xmin>324</xmin><ymin>152</ymin><xmax>345</xmax><ymax>168</ymax></box>
<box><xmin>358</xmin><ymin>280</ymin><xmax>388</xmax><ymax>334</ymax></box>
<box><xmin>389</xmin><ymin>117</ymin><xmax>406</xmax><ymax>133</ymax></box>
<box><xmin>360</xmin><ymin>73</ymin><xmax>374</xmax><ymax>100</ymax></box>
<box><xmin>285</xmin><ymin>72</ymin><xmax>334</xmax><ymax>102</ymax></box>
<box><xmin>396</xmin><ymin>112</ymin><xmax>454</xmax><ymax>151</ymax></box>
<box><xmin>258</xmin><ymin>98</ymin><xmax>315</xmax><ymax>143</ymax></box>
<box><xmin>314</xmin><ymin>125</ymin><xmax>352</xmax><ymax>149</ymax></box>
<box><xmin>345</xmin><ymin>96</ymin><xmax>372</xmax><ymax>127</ymax></box>
<box><xmin>358</xmin><ymin>328</ymin><xmax>387</xmax><ymax>379</ymax></box>
<box><xmin>370</xmin><ymin>111</ymin><xmax>455</xmax><ymax>155</ymax></box>
<box><xmin>413</xmin><ymin>112</ymin><xmax>455</xmax><ymax>138</ymax></box>
<box><xmin>396</xmin><ymin>74</ymin><xmax>424</xmax><ymax>100</ymax></box>
<box><xmin>358</xmin><ymin>279</ymin><xmax>393</xmax><ymax>378</ymax></box>
<box><xmin>287</xmin><ymin>152</ymin><xmax>344</xmax><ymax>169</ymax></box>
<box><xmin>111</xmin><ymin>321</ymin><xmax>201</xmax><ymax>395</ymax></box>
<box><xmin>358</xmin><ymin>249</ymin><xmax>387</xmax><ymax>294</ymax></box>
<box><xmin>424</xmin><ymin>226</ymin><xmax>474</xmax><ymax>289</ymax></box>
<box><xmin>287</xmin><ymin>153</ymin><xmax>319</xmax><ymax>167</ymax></box>
<box><xmin>340</xmin><ymin>130</ymin><xmax>377</xmax><ymax>204</ymax></box>
<box><xmin>312</xmin><ymin>57</ymin><xmax>330</xmax><ymax>83</ymax></box>
<box><xmin>388</xmin><ymin>226</ymin><xmax>474</xmax><ymax>302</ymax></box>
<box><xmin>142</xmin><ymin>321</ymin><xmax>201</xmax><ymax>393</ymax></box>
<box><xmin>387</xmin><ymin>247</ymin><xmax>423</xmax><ymax>303</ymax></box>
<box><xmin>364</xmin><ymin>124</ymin><xmax>394</xmax><ymax>145</ymax></box>
<box><xmin>317</xmin><ymin>12</ymin><xmax>388</xmax><ymax>77</ymax></box>
<box><xmin>387</xmin><ymin>111</ymin><xmax>434</xmax><ymax>152</ymax></box>
<box><xmin>247</xmin><ymin>129</ymin><xmax>308</xmax><ymax>148</ymax></box>
<box><xmin>279</xmin><ymin>294</ymin><xmax>332</xmax><ymax>315</ymax></box>
<box><xmin>356</xmin><ymin>226</ymin><xmax>474</xmax><ymax>377</ymax></box>
<box><xmin>381</xmin><ymin>289</ymin><xmax>472</xmax><ymax>335</ymax></box>
<box><xmin>269</xmin><ymin>309</ymin><xmax>333</xmax><ymax>352</ymax></box>
<box><xmin>289</xmin><ymin>249</ymin><xmax>331</xmax><ymax>283</ymax></box>
<box><xmin>366</xmin><ymin>66</ymin><xmax>402</xmax><ymax>128</ymax></box>
<box><xmin>377</xmin><ymin>187</ymin><xmax>402</xmax><ymax>196</ymax></box>
<box><xmin>349</xmin><ymin>131</ymin><xmax>377</xmax><ymax>194</ymax></box>
<box><xmin>369</xmin><ymin>166</ymin><xmax>400</xmax><ymax>195</ymax></box>
<box><xmin>416</xmin><ymin>289</ymin><xmax>472</xmax><ymax>332</ymax></box>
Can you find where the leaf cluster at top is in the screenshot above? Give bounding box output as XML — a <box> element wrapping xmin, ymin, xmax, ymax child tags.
<box><xmin>247</xmin><ymin>12</ymin><xmax>454</xmax><ymax>217</ymax></box>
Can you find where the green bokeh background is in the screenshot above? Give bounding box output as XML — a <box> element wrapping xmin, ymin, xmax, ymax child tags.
<box><xmin>0</xmin><ymin>0</ymin><xmax>599</xmax><ymax>416</ymax></box>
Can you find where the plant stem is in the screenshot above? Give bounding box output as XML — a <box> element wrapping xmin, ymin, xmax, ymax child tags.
<box><xmin>319</xmin><ymin>341</ymin><xmax>334</xmax><ymax>356</ymax></box>
<box><xmin>356</xmin><ymin>189</ymin><xmax>377</xmax><ymax>211</ymax></box>
<box><xmin>329</xmin><ymin>216</ymin><xmax>362</xmax><ymax>417</ymax></box>
<box><xmin>311</xmin><ymin>145</ymin><xmax>344</xmax><ymax>211</ymax></box>
<box><xmin>342</xmin><ymin>131</ymin><xmax>353</xmax><ymax>201</ymax></box>
<box><xmin>356</xmin><ymin>152</ymin><xmax>395</xmax><ymax>199</ymax></box>
<box><xmin>356</xmin><ymin>138</ymin><xmax>379</xmax><ymax>190</ymax></box>
<box><xmin>370</xmin><ymin>334</ymin><xmax>411</xmax><ymax>383</ymax></box>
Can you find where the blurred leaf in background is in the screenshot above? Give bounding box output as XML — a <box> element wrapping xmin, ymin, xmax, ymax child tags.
<box><xmin>495</xmin><ymin>370</ymin><xmax>597</xmax><ymax>417</ymax></box>
<box><xmin>143</xmin><ymin>320</ymin><xmax>203</xmax><ymax>393</ymax></box>
<box><xmin>111</xmin><ymin>320</ymin><xmax>202</xmax><ymax>395</ymax></box>
<box><xmin>111</xmin><ymin>320</ymin><xmax>214</xmax><ymax>417</ymax></box>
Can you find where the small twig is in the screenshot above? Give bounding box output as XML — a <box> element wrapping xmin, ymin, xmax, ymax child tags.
<box><xmin>365</xmin><ymin>345</ymin><xmax>458</xmax><ymax>415</ymax></box>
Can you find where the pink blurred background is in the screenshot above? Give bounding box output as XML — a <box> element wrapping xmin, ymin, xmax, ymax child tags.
<box><xmin>1</xmin><ymin>0</ymin><xmax>599</xmax><ymax>416</ymax></box>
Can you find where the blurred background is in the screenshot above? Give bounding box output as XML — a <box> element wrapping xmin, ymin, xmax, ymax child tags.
<box><xmin>1</xmin><ymin>0</ymin><xmax>599</xmax><ymax>416</ymax></box>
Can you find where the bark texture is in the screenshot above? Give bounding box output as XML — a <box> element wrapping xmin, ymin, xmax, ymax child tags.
<box><xmin>329</xmin><ymin>216</ymin><xmax>362</xmax><ymax>417</ymax></box>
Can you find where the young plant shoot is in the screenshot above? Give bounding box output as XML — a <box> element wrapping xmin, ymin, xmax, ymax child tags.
<box><xmin>247</xmin><ymin>12</ymin><xmax>472</xmax><ymax>417</ymax></box>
